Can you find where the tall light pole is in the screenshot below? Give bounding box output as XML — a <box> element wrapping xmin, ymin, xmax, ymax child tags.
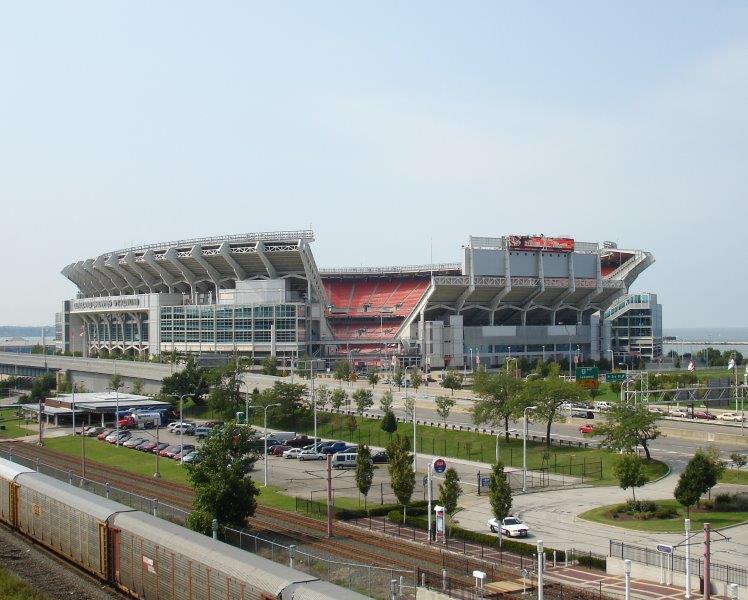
<box><xmin>522</xmin><ymin>406</ymin><xmax>537</xmax><ymax>492</ymax></box>
<box><xmin>263</xmin><ymin>403</ymin><xmax>282</xmax><ymax>486</ymax></box>
<box><xmin>624</xmin><ymin>559</ymin><xmax>632</xmax><ymax>600</ymax></box>
<box><xmin>107</xmin><ymin>377</ymin><xmax>124</xmax><ymax>447</ymax></box>
<box><xmin>684</xmin><ymin>518</ymin><xmax>692</xmax><ymax>600</ymax></box>
<box><xmin>172</xmin><ymin>394</ymin><xmax>193</xmax><ymax>463</ymax></box>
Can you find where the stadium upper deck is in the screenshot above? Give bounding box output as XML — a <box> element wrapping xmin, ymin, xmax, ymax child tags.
<box><xmin>59</xmin><ymin>231</ymin><xmax>653</xmax><ymax>366</ymax></box>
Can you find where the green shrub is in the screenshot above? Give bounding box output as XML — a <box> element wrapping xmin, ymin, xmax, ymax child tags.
<box><xmin>713</xmin><ymin>493</ymin><xmax>748</xmax><ymax>512</ymax></box>
<box><xmin>654</xmin><ymin>506</ymin><xmax>678</xmax><ymax>519</ymax></box>
<box><xmin>578</xmin><ymin>554</ymin><xmax>607</xmax><ymax>570</ymax></box>
<box><xmin>625</xmin><ymin>499</ymin><xmax>657</xmax><ymax>514</ymax></box>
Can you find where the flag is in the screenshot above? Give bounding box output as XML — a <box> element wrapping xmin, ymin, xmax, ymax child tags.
<box><xmin>728</xmin><ymin>358</ymin><xmax>736</xmax><ymax>370</ymax></box>
<box><xmin>476</xmin><ymin>355</ymin><xmax>481</xmax><ymax>365</ymax></box>
<box><xmin>688</xmin><ymin>361</ymin><xmax>695</xmax><ymax>372</ymax></box>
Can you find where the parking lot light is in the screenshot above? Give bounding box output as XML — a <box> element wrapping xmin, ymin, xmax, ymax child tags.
<box><xmin>522</xmin><ymin>406</ymin><xmax>537</xmax><ymax>492</ymax></box>
<box><xmin>261</xmin><ymin>403</ymin><xmax>281</xmax><ymax>487</ymax></box>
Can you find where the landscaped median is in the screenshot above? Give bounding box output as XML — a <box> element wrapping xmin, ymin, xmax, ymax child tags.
<box><xmin>579</xmin><ymin>496</ymin><xmax>748</xmax><ymax>533</ymax></box>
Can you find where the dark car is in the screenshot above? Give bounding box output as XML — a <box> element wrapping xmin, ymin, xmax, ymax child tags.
<box><xmin>694</xmin><ymin>411</ymin><xmax>717</xmax><ymax>420</ymax></box>
<box><xmin>372</xmin><ymin>451</ymin><xmax>389</xmax><ymax>464</ymax></box>
<box><xmin>138</xmin><ymin>440</ymin><xmax>157</xmax><ymax>452</ymax></box>
<box><xmin>97</xmin><ymin>428</ymin><xmax>114</xmax><ymax>441</ymax></box>
<box><xmin>271</xmin><ymin>444</ymin><xmax>292</xmax><ymax>456</ymax></box>
<box><xmin>84</xmin><ymin>427</ymin><xmax>106</xmax><ymax>437</ymax></box>
<box><xmin>572</xmin><ymin>410</ymin><xmax>595</xmax><ymax>419</ymax></box>
<box><xmin>152</xmin><ymin>442</ymin><xmax>170</xmax><ymax>454</ymax></box>
<box><xmin>286</xmin><ymin>436</ymin><xmax>321</xmax><ymax>448</ymax></box>
<box><xmin>173</xmin><ymin>445</ymin><xmax>196</xmax><ymax>460</ymax></box>
<box><xmin>321</xmin><ymin>442</ymin><xmax>348</xmax><ymax>454</ymax></box>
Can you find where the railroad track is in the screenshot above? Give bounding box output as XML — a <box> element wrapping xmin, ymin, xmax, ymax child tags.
<box><xmin>0</xmin><ymin>441</ymin><xmax>484</xmax><ymax>581</ymax></box>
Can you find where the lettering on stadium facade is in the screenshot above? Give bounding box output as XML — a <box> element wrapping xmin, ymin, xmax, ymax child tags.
<box><xmin>72</xmin><ymin>297</ymin><xmax>143</xmax><ymax>311</ymax></box>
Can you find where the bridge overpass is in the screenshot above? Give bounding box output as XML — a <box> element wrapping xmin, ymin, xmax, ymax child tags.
<box><xmin>0</xmin><ymin>352</ymin><xmax>281</xmax><ymax>396</ymax></box>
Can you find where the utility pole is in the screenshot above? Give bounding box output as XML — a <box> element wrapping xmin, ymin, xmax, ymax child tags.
<box><xmin>704</xmin><ymin>523</ymin><xmax>711</xmax><ymax>600</ymax></box>
<box><xmin>326</xmin><ymin>454</ymin><xmax>333</xmax><ymax>538</ymax></box>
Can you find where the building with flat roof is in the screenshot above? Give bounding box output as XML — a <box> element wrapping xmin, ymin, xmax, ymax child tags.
<box><xmin>56</xmin><ymin>230</ymin><xmax>658</xmax><ymax>368</ymax></box>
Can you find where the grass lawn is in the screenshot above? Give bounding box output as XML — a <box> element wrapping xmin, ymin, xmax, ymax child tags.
<box><xmin>0</xmin><ymin>408</ymin><xmax>33</xmax><ymax>439</ymax></box>
<box><xmin>580</xmin><ymin>499</ymin><xmax>748</xmax><ymax>532</ymax></box>
<box><xmin>720</xmin><ymin>469</ymin><xmax>748</xmax><ymax>485</ymax></box>
<box><xmin>0</xmin><ymin>565</ymin><xmax>46</xmax><ymax>600</ymax></box>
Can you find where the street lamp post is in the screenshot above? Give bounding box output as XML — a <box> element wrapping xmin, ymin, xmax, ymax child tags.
<box><xmin>684</xmin><ymin>518</ymin><xmax>691</xmax><ymax>600</ymax></box>
<box><xmin>263</xmin><ymin>403</ymin><xmax>282</xmax><ymax>486</ymax></box>
<box><xmin>172</xmin><ymin>394</ymin><xmax>194</xmax><ymax>464</ymax></box>
<box><xmin>496</xmin><ymin>429</ymin><xmax>517</xmax><ymax>463</ymax></box>
<box><xmin>522</xmin><ymin>406</ymin><xmax>537</xmax><ymax>492</ymax></box>
<box><xmin>624</xmin><ymin>559</ymin><xmax>632</xmax><ymax>600</ymax></box>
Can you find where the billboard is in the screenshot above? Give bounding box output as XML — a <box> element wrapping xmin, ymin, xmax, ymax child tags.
<box><xmin>508</xmin><ymin>235</ymin><xmax>575</xmax><ymax>253</ymax></box>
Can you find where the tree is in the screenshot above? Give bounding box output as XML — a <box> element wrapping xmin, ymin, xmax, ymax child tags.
<box><xmin>410</xmin><ymin>369</ymin><xmax>423</xmax><ymax>392</ymax></box>
<box><xmin>488</xmin><ymin>461</ymin><xmax>513</xmax><ymax>532</ymax></box>
<box><xmin>614</xmin><ymin>454</ymin><xmax>647</xmax><ymax>502</ymax></box>
<box><xmin>393</xmin><ymin>364</ymin><xmax>403</xmax><ymax>389</ymax></box>
<box><xmin>523</xmin><ymin>376</ymin><xmax>586</xmax><ymax>447</ymax></box>
<box><xmin>161</xmin><ymin>356</ymin><xmax>210</xmax><ymax>405</ymax></box>
<box><xmin>345</xmin><ymin>414</ymin><xmax>358</xmax><ymax>435</ymax></box>
<box><xmin>131</xmin><ymin>379</ymin><xmax>144</xmax><ymax>395</ymax></box>
<box><xmin>379</xmin><ymin>390</ymin><xmax>394</xmax><ymax>414</ymax></box>
<box><xmin>207</xmin><ymin>362</ymin><xmax>246</xmax><ymax>420</ymax></box>
<box><xmin>404</xmin><ymin>395</ymin><xmax>415</xmax><ymax>422</ymax></box>
<box><xmin>185</xmin><ymin>421</ymin><xmax>259</xmax><ymax>534</ymax></box>
<box><xmin>330</xmin><ymin>388</ymin><xmax>347</xmax><ymax>411</ymax></box>
<box><xmin>435</xmin><ymin>396</ymin><xmax>456</xmax><ymax>424</ymax></box>
<box><xmin>381</xmin><ymin>410</ymin><xmax>397</xmax><ymax>434</ymax></box>
<box><xmin>261</xmin><ymin>356</ymin><xmax>278</xmax><ymax>376</ymax></box>
<box><xmin>355</xmin><ymin>445</ymin><xmax>374</xmax><ymax>510</ymax></box>
<box><xmin>472</xmin><ymin>371</ymin><xmax>523</xmax><ymax>441</ymax></box>
<box><xmin>674</xmin><ymin>450</ymin><xmax>719</xmax><ymax>515</ymax></box>
<box><xmin>595</xmin><ymin>398</ymin><xmax>661</xmax><ymax>460</ymax></box>
<box><xmin>315</xmin><ymin>384</ymin><xmax>330</xmax><ymax>410</ymax></box>
<box><xmin>387</xmin><ymin>433</ymin><xmax>415</xmax><ymax>522</ymax></box>
<box><xmin>731</xmin><ymin>452</ymin><xmax>747</xmax><ymax>470</ymax></box>
<box><xmin>352</xmin><ymin>389</ymin><xmax>374</xmax><ymax>415</ymax></box>
<box><xmin>333</xmin><ymin>360</ymin><xmax>351</xmax><ymax>386</ymax></box>
<box><xmin>367</xmin><ymin>368</ymin><xmax>380</xmax><ymax>388</ymax></box>
<box><xmin>438</xmin><ymin>468</ymin><xmax>463</xmax><ymax>540</ymax></box>
<box><xmin>30</xmin><ymin>374</ymin><xmax>56</xmax><ymax>402</ymax></box>
<box><xmin>261</xmin><ymin>382</ymin><xmax>309</xmax><ymax>430</ymax></box>
<box><xmin>108</xmin><ymin>373</ymin><xmax>123</xmax><ymax>393</ymax></box>
<box><xmin>441</xmin><ymin>370</ymin><xmax>463</xmax><ymax>396</ymax></box>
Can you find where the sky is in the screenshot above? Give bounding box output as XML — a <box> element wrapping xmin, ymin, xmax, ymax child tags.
<box><xmin>1</xmin><ymin>2</ymin><xmax>747</xmax><ymax>328</ymax></box>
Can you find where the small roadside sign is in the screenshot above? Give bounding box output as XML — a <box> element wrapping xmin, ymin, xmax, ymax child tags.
<box><xmin>606</xmin><ymin>372</ymin><xmax>626</xmax><ymax>383</ymax></box>
<box><xmin>480</xmin><ymin>476</ymin><xmax>491</xmax><ymax>487</ymax></box>
<box><xmin>656</xmin><ymin>544</ymin><xmax>673</xmax><ymax>554</ymax></box>
<box><xmin>432</xmin><ymin>457</ymin><xmax>447</xmax><ymax>474</ymax></box>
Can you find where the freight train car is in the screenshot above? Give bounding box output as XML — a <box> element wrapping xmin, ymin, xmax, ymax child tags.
<box><xmin>0</xmin><ymin>458</ymin><xmax>369</xmax><ymax>600</ymax></box>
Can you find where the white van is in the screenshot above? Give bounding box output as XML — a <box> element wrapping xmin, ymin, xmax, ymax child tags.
<box><xmin>332</xmin><ymin>452</ymin><xmax>358</xmax><ymax>469</ymax></box>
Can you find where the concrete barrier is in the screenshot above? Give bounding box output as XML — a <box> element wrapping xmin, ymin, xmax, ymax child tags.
<box><xmin>660</xmin><ymin>426</ymin><xmax>748</xmax><ymax>447</ymax></box>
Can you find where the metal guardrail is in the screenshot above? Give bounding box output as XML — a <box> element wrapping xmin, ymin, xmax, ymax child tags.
<box><xmin>610</xmin><ymin>541</ymin><xmax>747</xmax><ymax>586</ymax></box>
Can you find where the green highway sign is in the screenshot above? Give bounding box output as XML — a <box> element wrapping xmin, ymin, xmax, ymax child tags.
<box><xmin>575</xmin><ymin>367</ymin><xmax>599</xmax><ymax>381</ymax></box>
<box><xmin>606</xmin><ymin>372</ymin><xmax>626</xmax><ymax>383</ymax></box>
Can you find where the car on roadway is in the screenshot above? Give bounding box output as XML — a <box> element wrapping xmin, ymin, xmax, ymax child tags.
<box><xmin>579</xmin><ymin>424</ymin><xmax>595</xmax><ymax>434</ymax></box>
<box><xmin>487</xmin><ymin>516</ymin><xmax>529</xmax><ymax>538</ymax></box>
<box><xmin>669</xmin><ymin>408</ymin><xmax>689</xmax><ymax>418</ymax></box>
<box><xmin>282</xmin><ymin>448</ymin><xmax>303</xmax><ymax>459</ymax></box>
<box><xmin>647</xmin><ymin>406</ymin><xmax>665</xmax><ymax>414</ymax></box>
<box><xmin>298</xmin><ymin>449</ymin><xmax>326</xmax><ymax>461</ymax></box>
<box><xmin>372</xmin><ymin>451</ymin><xmax>389</xmax><ymax>464</ymax></box>
<box><xmin>572</xmin><ymin>410</ymin><xmax>594</xmax><ymax>419</ymax></box>
<box><xmin>718</xmin><ymin>412</ymin><xmax>745</xmax><ymax>422</ymax></box>
<box><xmin>694</xmin><ymin>411</ymin><xmax>717</xmax><ymax>420</ymax></box>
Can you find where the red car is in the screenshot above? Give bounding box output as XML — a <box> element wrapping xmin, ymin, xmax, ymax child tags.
<box><xmin>579</xmin><ymin>424</ymin><xmax>595</xmax><ymax>434</ymax></box>
<box><xmin>694</xmin><ymin>411</ymin><xmax>717</xmax><ymax>420</ymax></box>
<box><xmin>159</xmin><ymin>445</ymin><xmax>180</xmax><ymax>458</ymax></box>
<box><xmin>271</xmin><ymin>444</ymin><xmax>291</xmax><ymax>456</ymax></box>
<box><xmin>97</xmin><ymin>429</ymin><xmax>114</xmax><ymax>441</ymax></box>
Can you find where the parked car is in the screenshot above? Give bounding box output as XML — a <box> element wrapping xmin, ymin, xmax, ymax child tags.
<box><xmin>173</xmin><ymin>445</ymin><xmax>196</xmax><ymax>460</ymax></box>
<box><xmin>332</xmin><ymin>452</ymin><xmax>358</xmax><ymax>469</ymax></box>
<box><xmin>282</xmin><ymin>448</ymin><xmax>303</xmax><ymax>459</ymax></box>
<box><xmin>137</xmin><ymin>440</ymin><xmax>157</xmax><ymax>452</ymax></box>
<box><xmin>151</xmin><ymin>442</ymin><xmax>170</xmax><ymax>454</ymax></box>
<box><xmin>84</xmin><ymin>427</ymin><xmax>106</xmax><ymax>437</ymax></box>
<box><xmin>159</xmin><ymin>445</ymin><xmax>181</xmax><ymax>457</ymax></box>
<box><xmin>372</xmin><ymin>451</ymin><xmax>389</xmax><ymax>464</ymax></box>
<box><xmin>694</xmin><ymin>411</ymin><xmax>717</xmax><ymax>420</ymax></box>
<box><xmin>107</xmin><ymin>432</ymin><xmax>131</xmax><ymax>444</ymax></box>
<box><xmin>168</xmin><ymin>421</ymin><xmax>195</xmax><ymax>433</ymax></box>
<box><xmin>286</xmin><ymin>435</ymin><xmax>320</xmax><ymax>448</ymax></box>
<box><xmin>718</xmin><ymin>412</ymin><xmax>745</xmax><ymax>422</ymax></box>
<box><xmin>298</xmin><ymin>449</ymin><xmax>325</xmax><ymax>461</ymax></box>
<box><xmin>97</xmin><ymin>428</ymin><xmax>114</xmax><ymax>441</ymax></box>
<box><xmin>271</xmin><ymin>444</ymin><xmax>292</xmax><ymax>456</ymax></box>
<box><xmin>194</xmin><ymin>426</ymin><xmax>213</xmax><ymax>440</ymax></box>
<box><xmin>579</xmin><ymin>424</ymin><xmax>595</xmax><ymax>434</ymax></box>
<box><xmin>123</xmin><ymin>437</ymin><xmax>147</xmax><ymax>449</ymax></box>
<box><xmin>321</xmin><ymin>442</ymin><xmax>348</xmax><ymax>455</ymax></box>
<box><xmin>593</xmin><ymin>401</ymin><xmax>610</xmax><ymax>411</ymax></box>
<box><xmin>182</xmin><ymin>451</ymin><xmax>201</xmax><ymax>464</ymax></box>
<box><xmin>487</xmin><ymin>517</ymin><xmax>529</xmax><ymax>538</ymax></box>
<box><xmin>203</xmin><ymin>421</ymin><xmax>224</xmax><ymax>428</ymax></box>
<box><xmin>571</xmin><ymin>411</ymin><xmax>594</xmax><ymax>419</ymax></box>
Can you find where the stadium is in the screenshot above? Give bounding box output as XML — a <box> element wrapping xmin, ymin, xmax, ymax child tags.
<box><xmin>56</xmin><ymin>230</ymin><xmax>660</xmax><ymax>368</ymax></box>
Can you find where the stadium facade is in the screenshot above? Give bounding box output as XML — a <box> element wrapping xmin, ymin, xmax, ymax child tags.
<box><xmin>56</xmin><ymin>230</ymin><xmax>660</xmax><ymax>368</ymax></box>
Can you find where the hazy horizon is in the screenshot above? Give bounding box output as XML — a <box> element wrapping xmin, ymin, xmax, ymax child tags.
<box><xmin>1</xmin><ymin>2</ymin><xmax>747</xmax><ymax>327</ymax></box>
